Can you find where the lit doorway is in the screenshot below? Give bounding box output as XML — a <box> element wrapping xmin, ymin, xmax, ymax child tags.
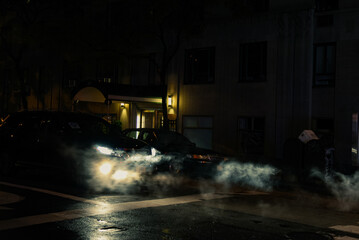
<box><xmin>140</xmin><ymin>110</ymin><xmax>163</xmax><ymax>128</ymax></box>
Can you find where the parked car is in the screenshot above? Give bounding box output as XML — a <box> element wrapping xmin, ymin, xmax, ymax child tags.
<box><xmin>122</xmin><ymin>128</ymin><xmax>228</xmax><ymax>177</ymax></box>
<box><xmin>0</xmin><ymin>111</ymin><xmax>150</xmax><ymax>183</ymax></box>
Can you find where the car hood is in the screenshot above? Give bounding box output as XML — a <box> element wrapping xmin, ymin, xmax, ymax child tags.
<box><xmin>59</xmin><ymin>132</ymin><xmax>148</xmax><ymax>150</ymax></box>
<box><xmin>157</xmin><ymin>144</ymin><xmax>224</xmax><ymax>156</ymax></box>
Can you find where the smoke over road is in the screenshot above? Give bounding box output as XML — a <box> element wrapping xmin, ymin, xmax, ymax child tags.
<box><xmin>215</xmin><ymin>161</ymin><xmax>279</xmax><ymax>191</ymax></box>
<box><xmin>311</xmin><ymin>169</ymin><xmax>359</xmax><ymax>211</ymax></box>
<box><xmin>64</xmin><ymin>145</ymin><xmax>279</xmax><ymax>194</ymax></box>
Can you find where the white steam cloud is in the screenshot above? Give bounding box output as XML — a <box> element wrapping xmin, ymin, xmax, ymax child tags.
<box><xmin>61</xmin><ymin>144</ymin><xmax>279</xmax><ymax>194</ymax></box>
<box><xmin>86</xmin><ymin>152</ymin><xmax>174</xmax><ymax>193</ymax></box>
<box><xmin>311</xmin><ymin>169</ymin><xmax>359</xmax><ymax>211</ymax></box>
<box><xmin>215</xmin><ymin>161</ymin><xmax>279</xmax><ymax>191</ymax></box>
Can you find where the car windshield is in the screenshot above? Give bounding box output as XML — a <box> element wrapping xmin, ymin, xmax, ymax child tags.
<box><xmin>58</xmin><ymin>114</ymin><xmax>111</xmax><ymax>136</ymax></box>
<box><xmin>157</xmin><ymin>131</ymin><xmax>194</xmax><ymax>147</ymax></box>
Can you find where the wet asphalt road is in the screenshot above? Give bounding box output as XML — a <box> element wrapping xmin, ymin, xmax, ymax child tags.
<box><xmin>0</xmin><ymin>173</ymin><xmax>358</xmax><ymax>240</ymax></box>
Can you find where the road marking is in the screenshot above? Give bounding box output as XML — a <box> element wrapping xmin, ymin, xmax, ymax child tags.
<box><xmin>0</xmin><ymin>193</ymin><xmax>230</xmax><ymax>231</ymax></box>
<box><xmin>0</xmin><ymin>181</ymin><xmax>105</xmax><ymax>206</ymax></box>
<box><xmin>0</xmin><ymin>191</ymin><xmax>24</xmax><ymax>206</ymax></box>
<box><xmin>334</xmin><ymin>237</ymin><xmax>359</xmax><ymax>240</ymax></box>
<box><xmin>331</xmin><ymin>225</ymin><xmax>359</xmax><ymax>235</ymax></box>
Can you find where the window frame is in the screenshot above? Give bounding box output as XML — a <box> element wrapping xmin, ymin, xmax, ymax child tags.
<box><xmin>184</xmin><ymin>47</ymin><xmax>215</xmax><ymax>85</ymax></box>
<box><xmin>315</xmin><ymin>0</ymin><xmax>338</xmax><ymax>12</ymax></box>
<box><xmin>312</xmin><ymin>117</ymin><xmax>334</xmax><ymax>135</ymax></box>
<box><xmin>239</xmin><ymin>41</ymin><xmax>267</xmax><ymax>83</ymax></box>
<box><xmin>313</xmin><ymin>42</ymin><xmax>336</xmax><ymax>87</ymax></box>
<box><xmin>237</xmin><ymin>116</ymin><xmax>265</xmax><ymax>155</ymax></box>
<box><xmin>182</xmin><ymin>115</ymin><xmax>213</xmax><ymax>149</ymax></box>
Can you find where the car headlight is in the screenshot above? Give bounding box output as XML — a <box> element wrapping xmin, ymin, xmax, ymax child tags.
<box><xmin>96</xmin><ymin>146</ymin><xmax>113</xmax><ymax>155</ymax></box>
<box><xmin>99</xmin><ymin>162</ymin><xmax>113</xmax><ymax>175</ymax></box>
<box><xmin>112</xmin><ymin>170</ymin><xmax>128</xmax><ymax>180</ymax></box>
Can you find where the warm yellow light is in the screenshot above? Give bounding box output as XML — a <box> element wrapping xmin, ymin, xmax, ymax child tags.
<box><xmin>168</xmin><ymin>95</ymin><xmax>172</xmax><ymax>107</ymax></box>
<box><xmin>99</xmin><ymin>163</ymin><xmax>112</xmax><ymax>175</ymax></box>
<box><xmin>120</xmin><ymin>103</ymin><xmax>125</xmax><ymax>108</ymax></box>
<box><xmin>112</xmin><ymin>170</ymin><xmax>128</xmax><ymax>180</ymax></box>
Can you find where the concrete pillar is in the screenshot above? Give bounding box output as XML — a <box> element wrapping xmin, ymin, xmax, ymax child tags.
<box><xmin>275</xmin><ymin>9</ymin><xmax>314</xmax><ymax>159</ymax></box>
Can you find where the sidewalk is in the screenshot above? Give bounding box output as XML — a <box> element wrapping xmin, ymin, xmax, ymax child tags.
<box><xmin>201</xmin><ymin>182</ymin><xmax>359</xmax><ymax>240</ymax></box>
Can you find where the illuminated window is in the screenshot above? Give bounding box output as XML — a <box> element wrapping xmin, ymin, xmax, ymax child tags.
<box><xmin>313</xmin><ymin>43</ymin><xmax>336</xmax><ymax>87</ymax></box>
<box><xmin>239</xmin><ymin>42</ymin><xmax>267</xmax><ymax>82</ymax></box>
<box><xmin>238</xmin><ymin>116</ymin><xmax>265</xmax><ymax>155</ymax></box>
<box><xmin>184</xmin><ymin>47</ymin><xmax>215</xmax><ymax>84</ymax></box>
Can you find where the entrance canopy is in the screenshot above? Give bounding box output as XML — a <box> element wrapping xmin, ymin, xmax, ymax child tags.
<box><xmin>108</xmin><ymin>94</ymin><xmax>161</xmax><ymax>103</ymax></box>
<box><xmin>73</xmin><ymin>86</ymin><xmax>106</xmax><ymax>103</ymax></box>
<box><xmin>72</xmin><ymin>83</ymin><xmax>164</xmax><ymax>104</ymax></box>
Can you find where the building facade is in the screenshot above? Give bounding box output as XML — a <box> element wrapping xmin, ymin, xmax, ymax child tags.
<box><xmin>2</xmin><ymin>0</ymin><xmax>359</xmax><ymax>173</ymax></box>
<box><xmin>166</xmin><ymin>0</ymin><xmax>359</xmax><ymax>173</ymax></box>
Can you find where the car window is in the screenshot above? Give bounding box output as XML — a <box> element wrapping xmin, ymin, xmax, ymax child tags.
<box><xmin>141</xmin><ymin>130</ymin><xmax>157</xmax><ymax>143</ymax></box>
<box><xmin>53</xmin><ymin>114</ymin><xmax>111</xmax><ymax>136</ymax></box>
<box><xmin>125</xmin><ymin>130</ymin><xmax>140</xmax><ymax>139</ymax></box>
<box><xmin>142</xmin><ymin>132</ymin><xmax>150</xmax><ymax>141</ymax></box>
<box><xmin>175</xmin><ymin>133</ymin><xmax>194</xmax><ymax>146</ymax></box>
<box><xmin>87</xmin><ymin>118</ymin><xmax>110</xmax><ymax>135</ymax></box>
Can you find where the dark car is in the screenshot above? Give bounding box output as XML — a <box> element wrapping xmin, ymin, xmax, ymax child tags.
<box><xmin>122</xmin><ymin>128</ymin><xmax>228</xmax><ymax>177</ymax></box>
<box><xmin>0</xmin><ymin>111</ymin><xmax>150</xmax><ymax>183</ymax></box>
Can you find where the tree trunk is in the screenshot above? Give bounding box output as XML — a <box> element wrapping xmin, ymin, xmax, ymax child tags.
<box><xmin>16</xmin><ymin>67</ymin><xmax>28</xmax><ymax>111</ymax></box>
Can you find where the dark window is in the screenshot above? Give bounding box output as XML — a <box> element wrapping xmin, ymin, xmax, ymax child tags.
<box><xmin>96</xmin><ymin>59</ymin><xmax>118</xmax><ymax>84</ymax></box>
<box><xmin>148</xmin><ymin>53</ymin><xmax>158</xmax><ymax>85</ymax></box>
<box><xmin>313</xmin><ymin>43</ymin><xmax>336</xmax><ymax>87</ymax></box>
<box><xmin>184</xmin><ymin>47</ymin><xmax>215</xmax><ymax>84</ymax></box>
<box><xmin>238</xmin><ymin>116</ymin><xmax>265</xmax><ymax>155</ymax></box>
<box><xmin>225</xmin><ymin>0</ymin><xmax>269</xmax><ymax>16</ymax></box>
<box><xmin>239</xmin><ymin>42</ymin><xmax>267</xmax><ymax>82</ymax></box>
<box><xmin>63</xmin><ymin>62</ymin><xmax>82</xmax><ymax>89</ymax></box>
<box><xmin>244</xmin><ymin>0</ymin><xmax>269</xmax><ymax>12</ymax></box>
<box><xmin>312</xmin><ymin>118</ymin><xmax>334</xmax><ymax>134</ymax></box>
<box><xmin>315</xmin><ymin>0</ymin><xmax>338</xmax><ymax>12</ymax></box>
<box><xmin>316</xmin><ymin>14</ymin><xmax>334</xmax><ymax>27</ymax></box>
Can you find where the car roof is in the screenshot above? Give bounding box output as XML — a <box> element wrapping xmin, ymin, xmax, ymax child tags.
<box><xmin>123</xmin><ymin>128</ymin><xmax>169</xmax><ymax>132</ymax></box>
<box><xmin>8</xmin><ymin>111</ymin><xmax>105</xmax><ymax>120</ymax></box>
<box><xmin>4</xmin><ymin>111</ymin><xmax>111</xmax><ymax>127</ymax></box>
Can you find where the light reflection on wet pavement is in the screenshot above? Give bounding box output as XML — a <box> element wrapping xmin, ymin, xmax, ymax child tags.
<box><xmin>0</xmin><ymin>177</ymin><xmax>359</xmax><ymax>239</ymax></box>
